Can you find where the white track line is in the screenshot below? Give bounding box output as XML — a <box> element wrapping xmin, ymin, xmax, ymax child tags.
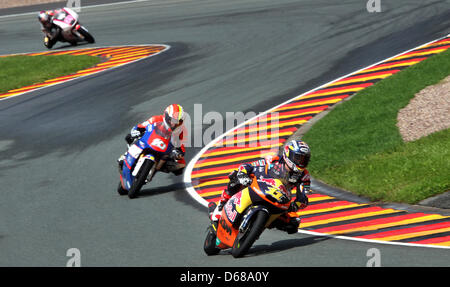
<box><xmin>183</xmin><ymin>35</ymin><xmax>450</xmax><ymax>249</ymax></box>
<box><xmin>0</xmin><ymin>0</ymin><xmax>150</xmax><ymax>19</ymax></box>
<box><xmin>298</xmin><ymin>230</ymin><xmax>450</xmax><ymax>249</ymax></box>
<box><xmin>0</xmin><ymin>0</ymin><xmax>194</xmax><ymax>19</ymax></box>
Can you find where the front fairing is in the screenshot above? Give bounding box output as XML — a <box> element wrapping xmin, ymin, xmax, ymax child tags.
<box><xmin>120</xmin><ymin>122</ymin><xmax>173</xmax><ymax>190</ymax></box>
<box><xmin>139</xmin><ymin>122</ymin><xmax>174</xmax><ymax>156</ymax></box>
<box><xmin>247</xmin><ymin>178</ymin><xmax>292</xmax><ymax>213</ymax></box>
<box><xmin>53</xmin><ymin>11</ymin><xmax>76</xmax><ymax>31</ymax></box>
<box><xmin>52</xmin><ymin>8</ymin><xmax>81</xmax><ymax>41</ymax></box>
<box><xmin>216</xmin><ymin>178</ymin><xmax>291</xmax><ymax>248</ymax></box>
<box><xmin>223</xmin><ymin>178</ymin><xmax>292</xmax><ymax>228</ymax></box>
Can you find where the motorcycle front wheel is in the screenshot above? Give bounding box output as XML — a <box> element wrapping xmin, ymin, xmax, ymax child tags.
<box><xmin>203</xmin><ymin>223</ymin><xmax>221</xmax><ymax>256</ymax></box>
<box><xmin>128</xmin><ymin>160</ymin><xmax>153</xmax><ymax>199</ymax></box>
<box><xmin>44</xmin><ymin>36</ymin><xmax>56</xmax><ymax>49</ymax></box>
<box><xmin>231</xmin><ymin>210</ymin><xmax>269</xmax><ymax>258</ymax></box>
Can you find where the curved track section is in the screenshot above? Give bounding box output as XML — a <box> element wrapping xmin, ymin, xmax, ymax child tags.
<box><xmin>0</xmin><ymin>45</ymin><xmax>169</xmax><ymax>100</ymax></box>
<box><xmin>1</xmin><ymin>0</ymin><xmax>450</xmax><ymax>266</ymax></box>
<box><xmin>185</xmin><ymin>36</ymin><xmax>450</xmax><ymax>249</ymax></box>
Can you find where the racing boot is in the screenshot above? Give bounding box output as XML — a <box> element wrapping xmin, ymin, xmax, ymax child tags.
<box><xmin>209</xmin><ymin>201</ymin><xmax>224</xmax><ymax>222</ymax></box>
<box><xmin>159</xmin><ymin>160</ymin><xmax>185</xmax><ymax>175</ymax></box>
<box><xmin>284</xmin><ymin>217</ymin><xmax>301</xmax><ymax>234</ymax></box>
<box><xmin>271</xmin><ymin>215</ymin><xmax>301</xmax><ymax>234</ymax></box>
<box><xmin>209</xmin><ymin>190</ymin><xmax>232</xmax><ymax>222</ymax></box>
<box><xmin>172</xmin><ymin>157</ymin><xmax>186</xmax><ymax>176</ymax></box>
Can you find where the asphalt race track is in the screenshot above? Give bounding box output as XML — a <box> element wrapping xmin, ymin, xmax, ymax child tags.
<box><xmin>0</xmin><ymin>0</ymin><xmax>449</xmax><ymax>266</ymax></box>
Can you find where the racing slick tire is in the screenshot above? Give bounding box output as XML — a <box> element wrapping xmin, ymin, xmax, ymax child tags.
<box><xmin>203</xmin><ymin>223</ymin><xmax>221</xmax><ymax>256</ymax></box>
<box><xmin>78</xmin><ymin>26</ymin><xmax>95</xmax><ymax>43</ymax></box>
<box><xmin>128</xmin><ymin>160</ymin><xmax>153</xmax><ymax>199</ymax></box>
<box><xmin>231</xmin><ymin>210</ymin><xmax>269</xmax><ymax>258</ymax></box>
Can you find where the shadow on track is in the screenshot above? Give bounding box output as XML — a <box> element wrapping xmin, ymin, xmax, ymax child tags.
<box><xmin>138</xmin><ymin>182</ymin><xmax>186</xmax><ymax>198</ymax></box>
<box><xmin>250</xmin><ymin>235</ymin><xmax>332</xmax><ymax>256</ymax></box>
<box><xmin>51</xmin><ymin>42</ymin><xmax>92</xmax><ymax>50</ymax></box>
<box><xmin>216</xmin><ymin>234</ymin><xmax>332</xmax><ymax>258</ymax></box>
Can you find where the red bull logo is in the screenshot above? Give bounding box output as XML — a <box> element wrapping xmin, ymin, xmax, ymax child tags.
<box><xmin>225</xmin><ymin>192</ymin><xmax>242</xmax><ymax>223</ymax></box>
<box><xmin>259</xmin><ymin>177</ymin><xmax>276</xmax><ymax>186</ymax></box>
<box><xmin>259</xmin><ymin>177</ymin><xmax>288</xmax><ymax>195</ymax></box>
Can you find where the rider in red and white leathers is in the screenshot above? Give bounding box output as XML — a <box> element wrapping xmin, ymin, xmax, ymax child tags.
<box><xmin>209</xmin><ymin>140</ymin><xmax>312</xmax><ymax>234</ymax></box>
<box><xmin>119</xmin><ymin>104</ymin><xmax>188</xmax><ymax>175</ymax></box>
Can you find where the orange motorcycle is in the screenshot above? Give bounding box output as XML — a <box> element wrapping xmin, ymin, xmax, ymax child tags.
<box><xmin>203</xmin><ymin>177</ymin><xmax>298</xmax><ymax>258</ymax></box>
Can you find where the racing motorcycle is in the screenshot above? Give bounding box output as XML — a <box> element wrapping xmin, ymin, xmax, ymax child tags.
<box><xmin>44</xmin><ymin>7</ymin><xmax>95</xmax><ymax>49</ymax></box>
<box><xmin>117</xmin><ymin>121</ymin><xmax>179</xmax><ymax>199</ymax></box>
<box><xmin>203</xmin><ymin>177</ymin><xmax>298</xmax><ymax>258</ymax></box>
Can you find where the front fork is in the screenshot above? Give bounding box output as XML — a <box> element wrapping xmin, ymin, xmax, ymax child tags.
<box><xmin>145</xmin><ymin>159</ymin><xmax>164</xmax><ymax>183</ymax></box>
<box><xmin>72</xmin><ymin>24</ymin><xmax>83</xmax><ymax>39</ymax></box>
<box><xmin>145</xmin><ymin>158</ymin><xmax>166</xmax><ymax>183</ymax></box>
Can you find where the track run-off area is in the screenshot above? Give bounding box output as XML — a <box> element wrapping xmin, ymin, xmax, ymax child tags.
<box><xmin>1</xmin><ymin>0</ymin><xmax>449</xmax><ymax>266</ymax></box>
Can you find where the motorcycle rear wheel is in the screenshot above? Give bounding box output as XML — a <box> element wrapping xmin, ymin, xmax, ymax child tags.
<box><xmin>231</xmin><ymin>210</ymin><xmax>269</xmax><ymax>258</ymax></box>
<box><xmin>128</xmin><ymin>160</ymin><xmax>153</xmax><ymax>199</ymax></box>
<box><xmin>78</xmin><ymin>26</ymin><xmax>95</xmax><ymax>43</ymax></box>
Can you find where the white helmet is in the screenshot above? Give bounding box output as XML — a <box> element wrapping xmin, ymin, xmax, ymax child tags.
<box><xmin>38</xmin><ymin>11</ymin><xmax>50</xmax><ymax>25</ymax></box>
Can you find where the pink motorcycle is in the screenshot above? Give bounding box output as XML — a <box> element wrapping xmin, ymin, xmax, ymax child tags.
<box><xmin>44</xmin><ymin>7</ymin><xmax>95</xmax><ymax>49</ymax></box>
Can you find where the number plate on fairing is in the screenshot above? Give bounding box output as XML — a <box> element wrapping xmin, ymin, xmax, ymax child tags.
<box><xmin>128</xmin><ymin>144</ymin><xmax>142</xmax><ymax>159</ymax></box>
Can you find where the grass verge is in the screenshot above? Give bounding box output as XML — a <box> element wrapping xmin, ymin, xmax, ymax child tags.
<box><xmin>302</xmin><ymin>48</ymin><xmax>450</xmax><ymax>204</ymax></box>
<box><xmin>0</xmin><ymin>55</ymin><xmax>101</xmax><ymax>93</ymax></box>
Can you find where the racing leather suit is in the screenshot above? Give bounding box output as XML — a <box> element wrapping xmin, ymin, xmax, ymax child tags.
<box><xmin>40</xmin><ymin>10</ymin><xmax>61</xmax><ymax>40</ymax></box>
<box><xmin>126</xmin><ymin>115</ymin><xmax>187</xmax><ymax>175</ymax></box>
<box><xmin>211</xmin><ymin>155</ymin><xmax>310</xmax><ymax>234</ymax></box>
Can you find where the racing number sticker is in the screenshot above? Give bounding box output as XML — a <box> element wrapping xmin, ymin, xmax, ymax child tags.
<box><xmin>128</xmin><ymin>144</ymin><xmax>142</xmax><ymax>158</ymax></box>
<box><xmin>151</xmin><ymin>138</ymin><xmax>167</xmax><ymax>151</ymax></box>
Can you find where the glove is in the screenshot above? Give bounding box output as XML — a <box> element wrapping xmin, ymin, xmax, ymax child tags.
<box><xmin>236</xmin><ymin>171</ymin><xmax>252</xmax><ymax>186</ymax></box>
<box><xmin>130</xmin><ymin>128</ymin><xmax>142</xmax><ymax>138</ymax></box>
<box><xmin>289</xmin><ymin>197</ymin><xmax>308</xmax><ymax>212</ymax></box>
<box><xmin>125</xmin><ymin>133</ymin><xmax>134</xmax><ymax>145</ymax></box>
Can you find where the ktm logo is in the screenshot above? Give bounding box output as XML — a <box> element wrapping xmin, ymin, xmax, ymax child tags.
<box><xmin>219</xmin><ymin>218</ymin><xmax>232</xmax><ymax>235</ymax></box>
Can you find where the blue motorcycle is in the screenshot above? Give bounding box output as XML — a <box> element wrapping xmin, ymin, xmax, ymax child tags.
<box><xmin>118</xmin><ymin>121</ymin><xmax>175</xmax><ymax>198</ymax></box>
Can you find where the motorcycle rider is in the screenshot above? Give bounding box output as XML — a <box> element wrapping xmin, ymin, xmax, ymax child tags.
<box><xmin>38</xmin><ymin>10</ymin><xmax>62</xmax><ymax>42</ymax></box>
<box><xmin>118</xmin><ymin>104</ymin><xmax>188</xmax><ymax>176</ymax></box>
<box><xmin>209</xmin><ymin>140</ymin><xmax>311</xmax><ymax>234</ymax></box>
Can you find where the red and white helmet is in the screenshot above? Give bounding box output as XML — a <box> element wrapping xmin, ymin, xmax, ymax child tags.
<box><xmin>38</xmin><ymin>11</ymin><xmax>50</xmax><ymax>25</ymax></box>
<box><xmin>163</xmin><ymin>104</ymin><xmax>186</xmax><ymax>130</ymax></box>
<box><xmin>38</xmin><ymin>10</ymin><xmax>56</xmax><ymax>27</ymax></box>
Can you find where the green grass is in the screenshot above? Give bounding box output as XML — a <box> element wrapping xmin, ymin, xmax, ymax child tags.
<box><xmin>0</xmin><ymin>55</ymin><xmax>101</xmax><ymax>93</ymax></box>
<box><xmin>302</xmin><ymin>48</ymin><xmax>450</xmax><ymax>204</ymax></box>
